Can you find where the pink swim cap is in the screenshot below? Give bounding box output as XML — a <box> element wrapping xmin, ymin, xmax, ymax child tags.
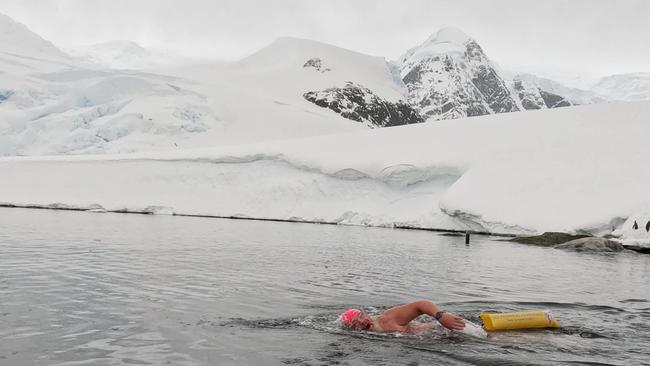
<box><xmin>339</xmin><ymin>309</ymin><xmax>362</xmax><ymax>326</ymax></box>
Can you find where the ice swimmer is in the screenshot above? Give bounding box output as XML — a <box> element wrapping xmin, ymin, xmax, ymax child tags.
<box><xmin>338</xmin><ymin>300</ymin><xmax>466</xmax><ymax>334</ymax></box>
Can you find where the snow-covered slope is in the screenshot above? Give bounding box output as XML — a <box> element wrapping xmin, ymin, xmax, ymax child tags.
<box><xmin>0</xmin><ymin>13</ymin><xmax>81</xmax><ymax>119</ymax></box>
<box><xmin>592</xmin><ymin>73</ymin><xmax>650</xmax><ymax>102</ymax></box>
<box><xmin>225</xmin><ymin>37</ymin><xmax>421</xmax><ymax>128</ymax></box>
<box><xmin>1</xmin><ymin>100</ymin><xmax>648</xmax><ymax>242</ymax></box>
<box><xmin>0</xmin><ymin>15</ymin><xmax>233</xmax><ymax>156</ymax></box>
<box><xmin>0</xmin><ymin>63</ymin><xmax>366</xmax><ymax>155</ymax></box>
<box><xmin>0</xmin><ymin>16</ymin><xmax>371</xmax><ymax>156</ymax></box>
<box><xmin>64</xmin><ymin>41</ymin><xmax>193</xmax><ymax>70</ymax></box>
<box><xmin>0</xmin><ymin>13</ymin><xmax>67</xmax><ymax>60</ymax></box>
<box><xmin>233</xmin><ymin>37</ymin><xmax>405</xmax><ymax>100</ymax></box>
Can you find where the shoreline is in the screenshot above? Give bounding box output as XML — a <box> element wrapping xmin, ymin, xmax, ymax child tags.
<box><xmin>0</xmin><ymin>202</ymin><xmax>515</xmax><ymax>237</ymax></box>
<box><xmin>3</xmin><ymin>203</ymin><xmax>648</xmax><ymax>253</ymax></box>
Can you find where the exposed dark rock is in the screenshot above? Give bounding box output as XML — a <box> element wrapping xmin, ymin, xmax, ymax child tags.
<box><xmin>554</xmin><ymin>237</ymin><xmax>625</xmax><ymax>252</ymax></box>
<box><xmin>303</xmin><ymin>58</ymin><xmax>330</xmax><ymax>73</ymax></box>
<box><xmin>400</xmin><ymin>37</ymin><xmax>523</xmax><ymax>121</ymax></box>
<box><xmin>401</xmin><ymin>56</ymin><xmax>490</xmax><ymax>120</ymax></box>
<box><xmin>540</xmin><ymin>90</ymin><xmax>572</xmax><ymax>108</ymax></box>
<box><xmin>510</xmin><ymin>232</ymin><xmax>591</xmax><ymax>247</ymax></box>
<box><xmin>399</xmin><ymin>31</ymin><xmax>575</xmax><ymax>121</ymax></box>
<box><xmin>465</xmin><ymin>41</ymin><xmax>520</xmax><ymax>114</ymax></box>
<box><xmin>513</xmin><ymin>79</ymin><xmax>572</xmax><ymax>110</ymax></box>
<box><xmin>303</xmin><ymin>82</ymin><xmax>424</xmax><ymax>128</ymax></box>
<box><xmin>514</xmin><ymin>80</ymin><xmax>544</xmax><ymax>110</ymax></box>
<box><xmin>621</xmin><ymin>243</ymin><xmax>650</xmax><ymax>254</ymax></box>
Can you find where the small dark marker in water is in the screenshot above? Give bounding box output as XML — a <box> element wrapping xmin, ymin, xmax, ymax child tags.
<box><xmin>465</xmin><ymin>231</ymin><xmax>470</xmax><ymax>245</ymax></box>
<box><xmin>646</xmin><ymin>221</ymin><xmax>650</xmax><ymax>232</ymax></box>
<box><xmin>633</xmin><ymin>220</ymin><xmax>638</xmax><ymax>230</ymax></box>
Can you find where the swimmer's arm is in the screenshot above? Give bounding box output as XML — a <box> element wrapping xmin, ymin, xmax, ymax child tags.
<box><xmin>384</xmin><ymin>300</ymin><xmax>465</xmax><ymax>330</ymax></box>
<box><xmin>382</xmin><ymin>300</ymin><xmax>440</xmax><ymax>324</ymax></box>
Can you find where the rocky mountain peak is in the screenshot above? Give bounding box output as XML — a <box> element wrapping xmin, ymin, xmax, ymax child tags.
<box><xmin>302</xmin><ymin>27</ymin><xmax>573</xmax><ymax>125</ymax></box>
<box><xmin>397</xmin><ymin>28</ymin><xmax>520</xmax><ymax>120</ymax></box>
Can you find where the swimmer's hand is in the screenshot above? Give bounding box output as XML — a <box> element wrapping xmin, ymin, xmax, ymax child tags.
<box><xmin>439</xmin><ymin>313</ymin><xmax>466</xmax><ymax>330</ymax></box>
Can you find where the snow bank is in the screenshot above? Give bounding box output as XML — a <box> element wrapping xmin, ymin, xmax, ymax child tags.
<box><xmin>1</xmin><ymin>101</ymin><xmax>648</xmax><ymax>239</ymax></box>
<box><xmin>0</xmin><ymin>158</ymin><xmax>465</xmax><ymax>230</ymax></box>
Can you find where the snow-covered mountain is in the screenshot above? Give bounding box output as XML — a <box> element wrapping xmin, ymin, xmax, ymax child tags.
<box><xmin>0</xmin><ymin>14</ymin><xmax>217</xmax><ymax>155</ymax></box>
<box><xmin>0</xmin><ymin>13</ymin><xmax>79</xmax><ymax>111</ymax></box>
<box><xmin>396</xmin><ymin>27</ymin><xmax>572</xmax><ymax>120</ymax></box>
<box><xmin>64</xmin><ymin>40</ymin><xmax>193</xmax><ymax>70</ymax></box>
<box><xmin>213</xmin><ymin>36</ymin><xmax>421</xmax><ymax>129</ymax></box>
<box><xmin>514</xmin><ymin>73</ymin><xmax>603</xmax><ymax>105</ymax></box>
<box><xmin>398</xmin><ymin>27</ymin><xmax>519</xmax><ymax>119</ymax></box>
<box><xmin>592</xmin><ymin>73</ymin><xmax>650</xmax><ymax>102</ymax></box>
<box><xmin>1</xmin><ymin>12</ymin><xmax>649</xmax><ymax>157</ymax></box>
<box><xmin>515</xmin><ymin>72</ymin><xmax>650</xmax><ymax>105</ymax></box>
<box><xmin>0</xmin><ymin>13</ymin><xmax>67</xmax><ymax>60</ymax></box>
<box><xmin>0</xmin><ymin>15</ymin><xmax>368</xmax><ymax>156</ymax></box>
<box><xmin>231</xmin><ymin>37</ymin><xmax>405</xmax><ymax>100</ymax></box>
<box><xmin>291</xmin><ymin>28</ymin><xmax>574</xmax><ymax>124</ymax></box>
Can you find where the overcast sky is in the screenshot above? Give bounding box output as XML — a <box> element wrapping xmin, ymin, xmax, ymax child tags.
<box><xmin>1</xmin><ymin>0</ymin><xmax>648</xmax><ymax>86</ymax></box>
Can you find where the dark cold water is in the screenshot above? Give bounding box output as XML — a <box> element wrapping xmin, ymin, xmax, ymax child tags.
<box><xmin>1</xmin><ymin>208</ymin><xmax>649</xmax><ymax>366</ymax></box>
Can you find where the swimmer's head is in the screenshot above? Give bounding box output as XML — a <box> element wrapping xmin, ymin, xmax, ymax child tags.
<box><xmin>338</xmin><ymin>309</ymin><xmax>371</xmax><ymax>330</ymax></box>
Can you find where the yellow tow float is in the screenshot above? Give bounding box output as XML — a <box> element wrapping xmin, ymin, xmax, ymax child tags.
<box><xmin>480</xmin><ymin>310</ymin><xmax>561</xmax><ymax>331</ymax></box>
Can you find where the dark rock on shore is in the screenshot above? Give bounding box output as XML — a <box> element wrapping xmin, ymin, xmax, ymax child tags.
<box><xmin>510</xmin><ymin>232</ymin><xmax>591</xmax><ymax>247</ymax></box>
<box><xmin>554</xmin><ymin>237</ymin><xmax>625</xmax><ymax>252</ymax></box>
<box><xmin>621</xmin><ymin>243</ymin><xmax>650</xmax><ymax>254</ymax></box>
